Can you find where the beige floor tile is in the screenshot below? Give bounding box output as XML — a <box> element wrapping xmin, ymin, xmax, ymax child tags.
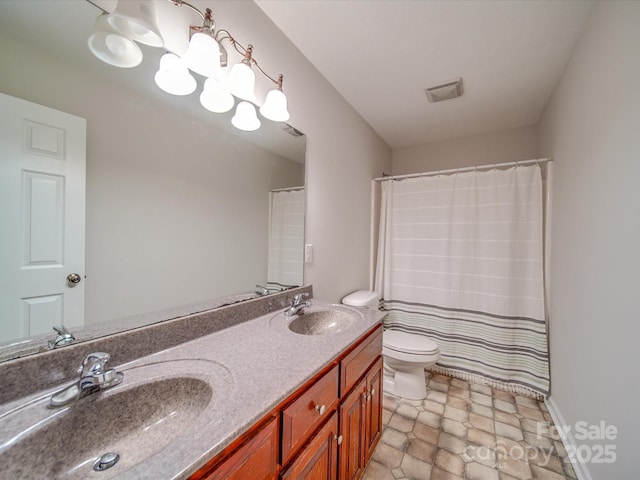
<box><xmin>368</xmin><ymin>374</ymin><xmax>574</xmax><ymax>480</ymax></box>
<box><xmin>401</xmin><ymin>453</ymin><xmax>433</xmax><ymax>480</ymax></box>
<box><xmin>363</xmin><ymin>460</ymin><xmax>396</xmax><ymax>480</ymax></box>
<box><xmin>407</xmin><ymin>438</ymin><xmax>437</xmax><ymax>464</ymax></box>
<box><xmin>373</xmin><ymin>442</ymin><xmax>405</xmax><ymax>469</ymax></box>
<box><xmin>495</xmin><ymin>410</ymin><xmax>521</xmax><ymax>428</ymax></box>
<box><xmin>470</xmin><ymin>391</ymin><xmax>493</xmax><ymax>407</ymax></box>
<box><xmin>430</xmin><ymin>466</ymin><xmax>463</xmax><ymax>480</ymax></box>
<box><xmin>498</xmin><ymin>455</ymin><xmax>533</xmax><ymax>480</ymax></box>
<box><xmin>469</xmin><ymin>412</ymin><xmax>496</xmax><ymax>433</ymax></box>
<box><xmin>435</xmin><ymin>449</ymin><xmax>465</xmax><ymax>476</ymax></box>
<box><xmin>467</xmin><ymin>461</ymin><xmax>500</xmax><ymax>480</ymax></box>
<box><xmin>469</xmin><ymin>383</ymin><xmax>493</xmax><ymax>395</ymax></box>
<box><xmin>530</xmin><ymin>464</ymin><xmax>567</xmax><ymax>480</ymax></box>
<box><xmin>389</xmin><ymin>413</ymin><xmax>417</xmax><ymax>433</ymax></box>
<box><xmin>437</xmin><ymin>431</ymin><xmax>467</xmax><ymax>455</ymax></box>
<box><xmin>413</xmin><ymin>421</ymin><xmax>440</xmax><ymax>445</ymax></box>
<box><xmin>381</xmin><ymin>427</ymin><xmax>409</xmax><ymax>450</ymax></box>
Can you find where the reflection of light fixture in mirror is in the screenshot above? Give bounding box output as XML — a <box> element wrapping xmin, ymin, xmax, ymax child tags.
<box><xmin>200</xmin><ymin>78</ymin><xmax>235</xmax><ymax>113</ymax></box>
<box><xmin>228</xmin><ymin>46</ymin><xmax>256</xmax><ymax>102</ymax></box>
<box><xmin>154</xmin><ymin>53</ymin><xmax>197</xmax><ymax>96</ymax></box>
<box><xmin>88</xmin><ymin>0</ymin><xmax>291</xmax><ymax>132</ymax></box>
<box><xmin>88</xmin><ymin>14</ymin><xmax>143</xmax><ymax>68</ymax></box>
<box><xmin>106</xmin><ymin>0</ymin><xmax>164</xmax><ymax>47</ymax></box>
<box><xmin>232</xmin><ymin>101</ymin><xmax>261</xmax><ymax>131</ymax></box>
<box><xmin>260</xmin><ymin>74</ymin><xmax>290</xmax><ymax>122</ymax></box>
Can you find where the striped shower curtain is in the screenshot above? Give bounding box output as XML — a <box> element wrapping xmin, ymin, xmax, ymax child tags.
<box><xmin>267</xmin><ymin>188</ymin><xmax>305</xmax><ymax>290</ymax></box>
<box><xmin>375</xmin><ymin>165</ymin><xmax>549</xmax><ymax>397</ymax></box>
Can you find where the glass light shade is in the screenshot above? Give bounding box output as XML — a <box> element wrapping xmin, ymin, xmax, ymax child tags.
<box><xmin>200</xmin><ymin>78</ymin><xmax>234</xmax><ymax>113</ymax></box>
<box><xmin>106</xmin><ymin>1</ymin><xmax>163</xmax><ymax>47</ymax></box>
<box><xmin>88</xmin><ymin>14</ymin><xmax>142</xmax><ymax>68</ymax></box>
<box><xmin>227</xmin><ymin>62</ymin><xmax>256</xmax><ymax>101</ymax></box>
<box><xmin>231</xmin><ymin>101</ymin><xmax>261</xmax><ymax>131</ymax></box>
<box><xmin>259</xmin><ymin>88</ymin><xmax>290</xmax><ymax>122</ymax></box>
<box><xmin>182</xmin><ymin>32</ymin><xmax>221</xmax><ymax>78</ymax></box>
<box><xmin>154</xmin><ymin>53</ymin><xmax>197</xmax><ymax>96</ymax></box>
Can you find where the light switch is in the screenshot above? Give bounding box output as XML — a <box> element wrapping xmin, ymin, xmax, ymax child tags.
<box><xmin>304</xmin><ymin>244</ymin><xmax>313</xmax><ymax>264</ymax></box>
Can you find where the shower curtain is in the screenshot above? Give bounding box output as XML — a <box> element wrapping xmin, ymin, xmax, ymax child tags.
<box><xmin>375</xmin><ymin>165</ymin><xmax>549</xmax><ymax>397</ymax></box>
<box><xmin>267</xmin><ymin>188</ymin><xmax>305</xmax><ymax>290</ymax></box>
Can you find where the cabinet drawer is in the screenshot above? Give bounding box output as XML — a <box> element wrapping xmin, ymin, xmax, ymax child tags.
<box><xmin>340</xmin><ymin>325</ymin><xmax>382</xmax><ymax>396</ymax></box>
<box><xmin>281</xmin><ymin>364</ymin><xmax>339</xmax><ymax>464</ymax></box>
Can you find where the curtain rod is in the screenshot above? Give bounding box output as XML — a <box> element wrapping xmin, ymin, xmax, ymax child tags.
<box><xmin>373</xmin><ymin>158</ymin><xmax>553</xmax><ymax>183</ymax></box>
<box><xmin>271</xmin><ymin>186</ymin><xmax>305</xmax><ymax>193</ymax></box>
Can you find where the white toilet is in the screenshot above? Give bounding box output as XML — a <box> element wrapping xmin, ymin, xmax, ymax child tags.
<box><xmin>342</xmin><ymin>291</ymin><xmax>440</xmax><ymax>400</ymax></box>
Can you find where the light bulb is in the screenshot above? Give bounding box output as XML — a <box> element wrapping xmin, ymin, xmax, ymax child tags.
<box><xmin>154</xmin><ymin>53</ymin><xmax>197</xmax><ymax>96</ymax></box>
<box><xmin>200</xmin><ymin>78</ymin><xmax>234</xmax><ymax>113</ymax></box>
<box><xmin>259</xmin><ymin>88</ymin><xmax>290</xmax><ymax>122</ymax></box>
<box><xmin>88</xmin><ymin>14</ymin><xmax>142</xmax><ymax>68</ymax></box>
<box><xmin>228</xmin><ymin>61</ymin><xmax>256</xmax><ymax>101</ymax></box>
<box><xmin>182</xmin><ymin>32</ymin><xmax>221</xmax><ymax>78</ymax></box>
<box><xmin>231</xmin><ymin>101</ymin><xmax>261</xmax><ymax>131</ymax></box>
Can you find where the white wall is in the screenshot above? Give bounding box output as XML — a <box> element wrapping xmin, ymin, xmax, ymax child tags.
<box><xmin>392</xmin><ymin>125</ymin><xmax>538</xmax><ymax>175</ymax></box>
<box><xmin>219</xmin><ymin>1</ymin><xmax>392</xmax><ymax>303</ymax></box>
<box><xmin>537</xmin><ymin>1</ymin><xmax>640</xmax><ymax>478</ymax></box>
<box><xmin>0</xmin><ymin>32</ymin><xmax>303</xmax><ymax>324</ymax></box>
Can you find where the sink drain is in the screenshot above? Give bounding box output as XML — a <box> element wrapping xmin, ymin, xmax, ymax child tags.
<box><xmin>93</xmin><ymin>452</ymin><xmax>120</xmax><ymax>472</ymax></box>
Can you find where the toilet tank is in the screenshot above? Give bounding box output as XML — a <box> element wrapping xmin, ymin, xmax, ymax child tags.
<box><xmin>341</xmin><ymin>290</ymin><xmax>380</xmax><ymax>310</ymax></box>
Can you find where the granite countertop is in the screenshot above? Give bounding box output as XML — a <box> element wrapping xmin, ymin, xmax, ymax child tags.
<box><xmin>0</xmin><ymin>300</ymin><xmax>385</xmax><ymax>479</ymax></box>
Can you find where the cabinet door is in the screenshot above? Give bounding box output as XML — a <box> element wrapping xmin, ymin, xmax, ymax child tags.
<box><xmin>338</xmin><ymin>377</ymin><xmax>366</xmax><ymax>480</ymax></box>
<box><xmin>194</xmin><ymin>417</ymin><xmax>278</xmax><ymax>480</ymax></box>
<box><xmin>281</xmin><ymin>412</ymin><xmax>339</xmax><ymax>480</ymax></box>
<box><xmin>365</xmin><ymin>357</ymin><xmax>383</xmax><ymax>462</ymax></box>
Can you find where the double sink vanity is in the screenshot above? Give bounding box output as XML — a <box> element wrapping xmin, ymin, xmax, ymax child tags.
<box><xmin>0</xmin><ymin>287</ymin><xmax>386</xmax><ymax>479</ymax></box>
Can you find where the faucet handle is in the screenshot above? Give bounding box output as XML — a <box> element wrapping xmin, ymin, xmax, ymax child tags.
<box><xmin>81</xmin><ymin>352</ymin><xmax>111</xmax><ymax>376</ymax></box>
<box><xmin>293</xmin><ymin>293</ymin><xmax>309</xmax><ymax>304</ymax></box>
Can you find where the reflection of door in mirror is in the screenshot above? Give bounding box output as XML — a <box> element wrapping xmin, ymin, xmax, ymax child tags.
<box><xmin>0</xmin><ymin>93</ymin><xmax>86</xmax><ymax>344</ymax></box>
<box><xmin>267</xmin><ymin>188</ymin><xmax>305</xmax><ymax>290</ymax></box>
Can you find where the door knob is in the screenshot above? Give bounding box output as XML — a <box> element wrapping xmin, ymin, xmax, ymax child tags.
<box><xmin>66</xmin><ymin>273</ymin><xmax>82</xmax><ymax>287</ymax></box>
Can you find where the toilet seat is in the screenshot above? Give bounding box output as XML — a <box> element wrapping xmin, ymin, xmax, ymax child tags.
<box><xmin>383</xmin><ymin>330</ymin><xmax>439</xmax><ymax>354</ymax></box>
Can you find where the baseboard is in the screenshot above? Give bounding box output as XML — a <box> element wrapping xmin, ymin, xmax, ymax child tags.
<box><xmin>545</xmin><ymin>396</ymin><xmax>593</xmax><ymax>480</ymax></box>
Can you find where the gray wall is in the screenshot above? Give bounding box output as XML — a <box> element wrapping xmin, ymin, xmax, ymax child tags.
<box><xmin>392</xmin><ymin>125</ymin><xmax>539</xmax><ymax>175</ymax></box>
<box><xmin>538</xmin><ymin>1</ymin><xmax>640</xmax><ymax>478</ymax></box>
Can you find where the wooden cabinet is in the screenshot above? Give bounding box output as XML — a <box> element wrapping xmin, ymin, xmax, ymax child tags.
<box><xmin>189</xmin><ymin>323</ymin><xmax>383</xmax><ymax>480</ymax></box>
<box><xmin>281</xmin><ymin>412</ymin><xmax>339</xmax><ymax>480</ymax></box>
<box><xmin>338</xmin><ymin>357</ymin><xmax>383</xmax><ymax>480</ymax></box>
<box><xmin>191</xmin><ymin>416</ymin><xmax>279</xmax><ymax>480</ymax></box>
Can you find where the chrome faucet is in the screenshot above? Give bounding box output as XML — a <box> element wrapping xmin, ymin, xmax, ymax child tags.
<box><xmin>48</xmin><ymin>325</ymin><xmax>75</xmax><ymax>349</ymax></box>
<box><xmin>285</xmin><ymin>293</ymin><xmax>311</xmax><ymax>316</ymax></box>
<box><xmin>50</xmin><ymin>352</ymin><xmax>124</xmax><ymax>407</ymax></box>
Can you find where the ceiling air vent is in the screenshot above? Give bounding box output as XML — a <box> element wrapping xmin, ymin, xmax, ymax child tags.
<box><xmin>424</xmin><ymin>77</ymin><xmax>464</xmax><ymax>103</ymax></box>
<box><xmin>283</xmin><ymin>124</ymin><xmax>305</xmax><ymax>137</ymax></box>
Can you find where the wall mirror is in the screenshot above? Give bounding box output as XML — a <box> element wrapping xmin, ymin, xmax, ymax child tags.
<box><xmin>0</xmin><ymin>0</ymin><xmax>306</xmax><ymax>361</ymax></box>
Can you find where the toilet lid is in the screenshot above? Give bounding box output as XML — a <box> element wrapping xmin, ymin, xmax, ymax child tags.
<box><xmin>384</xmin><ymin>330</ymin><xmax>439</xmax><ymax>354</ymax></box>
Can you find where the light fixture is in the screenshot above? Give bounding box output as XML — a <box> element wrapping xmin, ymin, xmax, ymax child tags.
<box><xmin>200</xmin><ymin>78</ymin><xmax>235</xmax><ymax>113</ymax></box>
<box><xmin>260</xmin><ymin>74</ymin><xmax>290</xmax><ymax>122</ymax></box>
<box><xmin>227</xmin><ymin>46</ymin><xmax>256</xmax><ymax>102</ymax></box>
<box><xmin>231</xmin><ymin>101</ymin><xmax>261</xmax><ymax>131</ymax></box>
<box><xmin>181</xmin><ymin>8</ymin><xmax>222</xmax><ymax>78</ymax></box>
<box><xmin>154</xmin><ymin>53</ymin><xmax>197</xmax><ymax>96</ymax></box>
<box><xmin>88</xmin><ymin>14</ymin><xmax>143</xmax><ymax>68</ymax></box>
<box><xmin>106</xmin><ymin>0</ymin><xmax>164</xmax><ymax>47</ymax></box>
<box><xmin>88</xmin><ymin>0</ymin><xmax>290</xmax><ymax>132</ymax></box>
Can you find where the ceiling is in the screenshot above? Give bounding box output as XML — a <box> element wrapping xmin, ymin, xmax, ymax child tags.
<box><xmin>255</xmin><ymin>0</ymin><xmax>595</xmax><ymax>149</ymax></box>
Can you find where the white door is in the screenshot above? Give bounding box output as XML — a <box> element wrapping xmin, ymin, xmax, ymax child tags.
<box><xmin>0</xmin><ymin>93</ymin><xmax>86</xmax><ymax>344</ymax></box>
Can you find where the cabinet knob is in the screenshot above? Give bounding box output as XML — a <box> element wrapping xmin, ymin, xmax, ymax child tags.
<box><xmin>334</xmin><ymin>434</ymin><xmax>343</xmax><ymax>445</ymax></box>
<box><xmin>314</xmin><ymin>404</ymin><xmax>326</xmax><ymax>416</ymax></box>
<box><xmin>370</xmin><ymin>388</ymin><xmax>376</xmax><ymax>398</ymax></box>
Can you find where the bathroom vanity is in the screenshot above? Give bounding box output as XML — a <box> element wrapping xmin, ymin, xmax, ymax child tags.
<box><xmin>0</xmin><ymin>288</ymin><xmax>386</xmax><ymax>480</ymax></box>
<box><xmin>191</xmin><ymin>323</ymin><xmax>383</xmax><ymax>480</ymax></box>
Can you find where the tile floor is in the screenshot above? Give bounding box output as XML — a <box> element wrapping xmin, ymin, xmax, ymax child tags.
<box><xmin>363</xmin><ymin>372</ymin><xmax>577</xmax><ymax>480</ymax></box>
